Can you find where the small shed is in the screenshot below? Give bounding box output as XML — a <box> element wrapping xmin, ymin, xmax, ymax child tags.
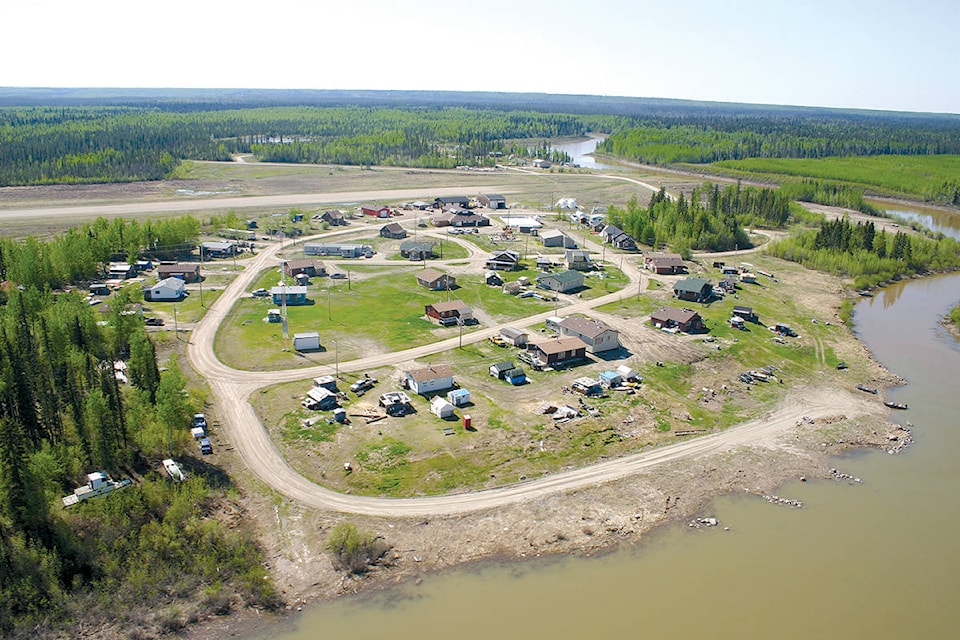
<box><xmin>504</xmin><ymin>367</ymin><xmax>527</xmax><ymax>385</ymax></box>
<box><xmin>598</xmin><ymin>371</ymin><xmax>623</xmax><ymax>388</ymax></box>
<box><xmin>615</xmin><ymin>365</ymin><xmax>639</xmax><ymax>381</ymax></box>
<box><xmin>313</xmin><ymin>375</ymin><xmax>338</xmax><ymax>391</ymax></box>
<box><xmin>447</xmin><ymin>388</ymin><xmax>471</xmax><ymax>407</ymax></box>
<box><xmin>305</xmin><ymin>386</ymin><xmax>338</xmax><ymax>410</ymax></box>
<box><xmin>293</xmin><ymin>332</ymin><xmax>321</xmax><ymax>352</ymax></box>
<box><xmin>485</xmin><ymin>271</ymin><xmax>504</xmax><ymax>286</ymax></box>
<box><xmin>500</xmin><ymin>327</ymin><xmax>528</xmax><ymax>347</ymax></box>
<box><xmin>729</xmin><ymin>316</ymin><xmax>746</xmax><ymax>330</ymax></box>
<box><xmin>267</xmin><ymin>309</ymin><xmax>282</xmax><ymax>323</ymax></box>
<box><xmin>732</xmin><ymin>306</ymin><xmax>757</xmax><ymax>322</ymax></box>
<box><xmin>489</xmin><ymin>361</ymin><xmax>515</xmax><ymax>379</ymax></box>
<box><xmin>430</xmin><ymin>396</ymin><xmax>456</xmax><ymax>419</ymax></box>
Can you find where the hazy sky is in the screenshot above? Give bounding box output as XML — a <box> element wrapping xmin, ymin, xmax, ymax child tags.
<box><xmin>3</xmin><ymin>0</ymin><xmax>957</xmax><ymax>113</ymax></box>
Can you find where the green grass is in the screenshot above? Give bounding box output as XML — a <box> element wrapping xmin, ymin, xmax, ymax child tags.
<box><xmin>143</xmin><ymin>290</ymin><xmax>224</xmax><ymax>324</ymax></box>
<box><xmin>214</xmin><ymin>265</ymin><xmax>560</xmax><ymax>370</ymax></box>
<box><xmin>712</xmin><ymin>155</ymin><xmax>960</xmax><ymax>200</ymax></box>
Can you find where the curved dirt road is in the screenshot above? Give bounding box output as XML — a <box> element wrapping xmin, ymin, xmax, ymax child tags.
<box><xmin>187</xmin><ymin>217</ymin><xmax>874</xmax><ymax>517</ymax></box>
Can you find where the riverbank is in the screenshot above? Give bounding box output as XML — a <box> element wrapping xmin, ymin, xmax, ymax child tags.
<box><xmin>185</xmin><ymin>382</ymin><xmax>906</xmax><ymax>639</ymax></box>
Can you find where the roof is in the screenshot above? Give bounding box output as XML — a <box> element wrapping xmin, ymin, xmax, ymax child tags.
<box><xmin>448</xmin><ymin>388</ymin><xmax>471</xmax><ymax>398</ymax></box>
<box><xmin>559</xmin><ymin>316</ymin><xmax>615</xmax><ymax>339</ymax></box>
<box><xmin>152</xmin><ymin>277</ymin><xmax>185</xmax><ymax>289</ymax></box>
<box><xmin>488</xmin><ymin>250</ymin><xmax>520</xmax><ymax>262</ymax></box>
<box><xmin>294</xmin><ymin>332</ymin><xmax>320</xmax><ymax>339</ymax></box>
<box><xmin>651</xmin><ymin>307</ymin><xmax>701</xmax><ymax>324</ymax></box>
<box><xmin>407</xmin><ymin>364</ymin><xmax>454</xmax><ymax>382</ymax></box>
<box><xmin>401</xmin><ymin>240</ymin><xmax>436</xmax><ymax>251</ymax></box>
<box><xmin>539</xmin><ymin>270</ymin><xmax>583</xmax><ymax>285</ymax></box>
<box><xmin>674</xmin><ymin>277</ymin><xmax>710</xmax><ymax>294</ymax></box>
<box><xmin>483</xmin><ymin>193</ymin><xmax>505</xmax><ymax>200</ymax></box>
<box><xmin>285</xmin><ymin>258</ymin><xmax>325</xmax><ymax>270</ymax></box>
<box><xmin>417</xmin><ymin>268</ymin><xmax>449</xmax><ymax>283</ymax></box>
<box><xmin>566</xmin><ymin>250</ymin><xmax>591</xmax><ymax>260</ymax></box>
<box><xmin>532</xmin><ymin>336</ymin><xmax>587</xmax><ymax>355</ymax></box>
<box><xmin>539</xmin><ymin>229</ymin><xmax>567</xmax><ymax>239</ymax></box>
<box><xmin>270</xmin><ymin>285</ymin><xmax>308</xmax><ymax>295</ymax></box>
<box><xmin>158</xmin><ymin>262</ymin><xmax>199</xmax><ymax>273</ymax></box>
<box><xmin>500</xmin><ymin>326</ymin><xmax>527</xmax><ymax>339</ymax></box>
<box><xmin>201</xmin><ymin>241</ymin><xmax>235</xmax><ymax>250</ymax></box>
<box><xmin>599</xmin><ymin>370</ymin><xmax>622</xmax><ymax>380</ymax></box>
<box><xmin>646</xmin><ymin>253</ymin><xmax>684</xmax><ymax>267</ymax></box>
<box><xmin>428</xmin><ymin>300</ymin><xmax>470</xmax><ymax>313</ymax></box>
<box><xmin>491</xmin><ymin>361</ymin><xmax>515</xmax><ymax>371</ymax></box>
<box><xmin>733</xmin><ymin>305</ymin><xmax>754</xmax><ymax>314</ymax></box>
<box><xmin>381</xmin><ymin>222</ymin><xmax>405</xmax><ymax>233</ymax></box>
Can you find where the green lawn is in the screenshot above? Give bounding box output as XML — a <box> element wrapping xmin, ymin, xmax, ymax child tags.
<box><xmin>215</xmin><ymin>265</ymin><xmax>561</xmax><ymax>370</ymax></box>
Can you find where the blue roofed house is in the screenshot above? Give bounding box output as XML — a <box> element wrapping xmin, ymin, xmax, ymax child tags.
<box><xmin>271</xmin><ymin>285</ymin><xmax>309</xmax><ymax>305</ymax></box>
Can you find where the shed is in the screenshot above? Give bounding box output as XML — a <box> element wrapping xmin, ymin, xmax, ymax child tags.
<box><xmin>499</xmin><ymin>326</ymin><xmax>528</xmax><ymax>347</ymax></box>
<box><xmin>430</xmin><ymin>396</ymin><xmax>456</xmax><ymax>419</ymax></box>
<box><xmin>293</xmin><ymin>332</ymin><xmax>321</xmax><ymax>352</ymax></box>
<box><xmin>615</xmin><ymin>365</ymin><xmax>639</xmax><ymax>381</ymax></box>
<box><xmin>447</xmin><ymin>388</ymin><xmax>471</xmax><ymax>407</ymax></box>
<box><xmin>313</xmin><ymin>375</ymin><xmax>338</xmax><ymax>391</ymax></box>
<box><xmin>732</xmin><ymin>305</ymin><xmax>757</xmax><ymax>322</ymax></box>
<box><xmin>504</xmin><ymin>368</ymin><xmax>527</xmax><ymax>385</ymax></box>
<box><xmin>305</xmin><ymin>386</ymin><xmax>338</xmax><ymax>410</ymax></box>
<box><xmin>485</xmin><ymin>270</ymin><xmax>504</xmax><ymax>286</ymax></box>
<box><xmin>267</xmin><ymin>309</ymin><xmax>282</xmax><ymax>323</ymax></box>
<box><xmin>489</xmin><ymin>361</ymin><xmax>515</xmax><ymax>379</ymax></box>
<box><xmin>598</xmin><ymin>371</ymin><xmax>623</xmax><ymax>388</ymax></box>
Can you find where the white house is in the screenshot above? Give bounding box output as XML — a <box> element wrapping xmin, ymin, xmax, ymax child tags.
<box><xmin>558</xmin><ymin>316</ymin><xmax>620</xmax><ymax>354</ymax></box>
<box><xmin>292</xmin><ymin>332</ymin><xmax>321</xmax><ymax>351</ymax></box>
<box><xmin>405</xmin><ymin>364</ymin><xmax>455</xmax><ymax>395</ymax></box>
<box><xmin>143</xmin><ymin>277</ymin><xmax>186</xmax><ymax>301</ymax></box>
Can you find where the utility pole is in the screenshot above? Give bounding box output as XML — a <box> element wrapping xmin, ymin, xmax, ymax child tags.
<box><xmin>198</xmin><ymin>245</ymin><xmax>204</xmax><ymax>308</ymax></box>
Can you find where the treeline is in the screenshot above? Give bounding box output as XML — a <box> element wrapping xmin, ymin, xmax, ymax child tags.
<box><xmin>777</xmin><ymin>181</ymin><xmax>883</xmax><ymax>216</ymax></box>
<box><xmin>0</xmin><ymin>105</ymin><xmax>625</xmax><ymax>185</ymax></box>
<box><xmin>599</xmin><ymin>115</ymin><xmax>960</xmax><ymax>165</ymax></box>
<box><xmin>605</xmin><ymin>182</ymin><xmax>790</xmax><ymax>254</ymax></box>
<box><xmin>0</xmin><ymin>215</ymin><xmax>199</xmax><ymax>289</ymax></box>
<box><xmin>767</xmin><ymin>217</ymin><xmax>960</xmax><ymax>289</ymax></box>
<box><xmin>0</xmin><ymin>228</ymin><xmax>275</xmax><ymax>636</ymax></box>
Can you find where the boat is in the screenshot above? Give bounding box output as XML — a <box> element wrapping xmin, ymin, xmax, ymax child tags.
<box><xmin>884</xmin><ymin>401</ymin><xmax>908</xmax><ymax>410</ymax></box>
<box><xmin>856</xmin><ymin>384</ymin><xmax>878</xmax><ymax>395</ymax></box>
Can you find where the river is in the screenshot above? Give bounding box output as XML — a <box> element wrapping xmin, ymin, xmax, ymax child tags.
<box><xmin>867</xmin><ymin>199</ymin><xmax>960</xmax><ymax>241</ymax></box>
<box><xmin>550</xmin><ymin>136</ymin><xmax>614</xmax><ymax>170</ymax></box>
<box><xmin>255</xmin><ymin>271</ymin><xmax>960</xmax><ymax>639</ymax></box>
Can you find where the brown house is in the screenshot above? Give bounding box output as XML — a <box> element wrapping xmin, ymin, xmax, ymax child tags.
<box><xmin>526</xmin><ymin>337</ymin><xmax>588</xmax><ymax>367</ymax></box>
<box><xmin>650</xmin><ymin>307</ymin><xmax>705</xmax><ymax>333</ymax></box>
<box><xmin>380</xmin><ymin>222</ymin><xmax>407</xmax><ymax>239</ymax></box>
<box><xmin>425</xmin><ymin>300</ymin><xmax>473</xmax><ymax>326</ymax></box>
<box><xmin>417</xmin><ymin>268</ymin><xmax>456</xmax><ymax>290</ymax></box>
<box><xmin>644</xmin><ymin>253</ymin><xmax>687</xmax><ymax>274</ymax></box>
<box><xmin>157</xmin><ymin>263</ymin><xmax>201</xmax><ymax>283</ymax></box>
<box><xmin>283</xmin><ymin>258</ymin><xmax>327</xmax><ymax>277</ymax></box>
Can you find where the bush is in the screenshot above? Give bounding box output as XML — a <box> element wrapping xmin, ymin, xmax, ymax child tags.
<box><xmin>325</xmin><ymin>522</ymin><xmax>389</xmax><ymax>574</ymax></box>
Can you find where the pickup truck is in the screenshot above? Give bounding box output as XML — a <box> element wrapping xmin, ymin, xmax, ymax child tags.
<box><xmin>198</xmin><ymin>437</ymin><xmax>213</xmax><ymax>455</ymax></box>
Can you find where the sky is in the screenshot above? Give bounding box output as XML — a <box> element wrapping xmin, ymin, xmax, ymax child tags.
<box><xmin>3</xmin><ymin>0</ymin><xmax>957</xmax><ymax>114</ymax></box>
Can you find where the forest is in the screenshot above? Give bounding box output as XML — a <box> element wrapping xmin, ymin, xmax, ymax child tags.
<box><xmin>604</xmin><ymin>183</ymin><xmax>791</xmax><ymax>254</ymax></box>
<box><xmin>0</xmin><ymin>219</ymin><xmax>277</xmax><ymax>637</ymax></box>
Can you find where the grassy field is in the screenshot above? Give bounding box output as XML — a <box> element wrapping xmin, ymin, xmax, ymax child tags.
<box><xmin>711</xmin><ymin>154</ymin><xmax>960</xmax><ymax>200</ymax></box>
<box><xmin>213</xmin><ymin>265</ymin><xmax>565</xmax><ymax>371</ymax></box>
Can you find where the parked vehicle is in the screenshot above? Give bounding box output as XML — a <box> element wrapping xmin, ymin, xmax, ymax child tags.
<box><xmin>145</xmin><ymin>317</ymin><xmax>165</xmax><ymax>326</ymax></box>
<box><xmin>199</xmin><ymin>437</ymin><xmax>213</xmax><ymax>454</ymax></box>
<box><xmin>192</xmin><ymin>413</ymin><xmax>207</xmax><ymax>429</ymax></box>
<box><xmin>252</xmin><ymin>288</ymin><xmax>269</xmax><ymax>297</ymax></box>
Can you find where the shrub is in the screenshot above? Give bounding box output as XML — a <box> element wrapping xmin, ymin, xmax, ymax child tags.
<box><xmin>325</xmin><ymin>522</ymin><xmax>389</xmax><ymax>574</ymax></box>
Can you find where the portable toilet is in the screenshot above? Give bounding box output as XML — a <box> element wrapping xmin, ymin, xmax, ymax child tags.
<box><xmin>463</xmin><ymin>414</ymin><xmax>472</xmax><ymax>430</ymax></box>
<box><xmin>333</xmin><ymin>408</ymin><xmax>347</xmax><ymax>423</ymax></box>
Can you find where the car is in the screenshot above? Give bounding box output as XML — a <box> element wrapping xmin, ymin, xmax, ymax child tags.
<box><xmin>330</xmin><ymin>272</ymin><xmax>347</xmax><ymax>279</ymax></box>
<box><xmin>144</xmin><ymin>317</ymin><xmax>165</xmax><ymax>326</ymax></box>
<box><xmin>192</xmin><ymin>413</ymin><xmax>207</xmax><ymax>429</ymax></box>
<box><xmin>198</xmin><ymin>437</ymin><xmax>213</xmax><ymax>455</ymax></box>
<box><xmin>252</xmin><ymin>288</ymin><xmax>269</xmax><ymax>297</ymax></box>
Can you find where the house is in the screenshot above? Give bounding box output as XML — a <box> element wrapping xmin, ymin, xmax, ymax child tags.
<box><xmin>380</xmin><ymin>222</ymin><xmax>407</xmax><ymax>239</ymax></box>
<box><xmin>485</xmin><ymin>270</ymin><xmax>504</xmax><ymax>286</ymax></box>
<box><xmin>527</xmin><ymin>337</ymin><xmax>588</xmax><ymax>368</ymax></box>
<box><xmin>673</xmin><ymin>277</ymin><xmax>713</xmax><ymax>303</ymax></box>
<box><xmin>430</xmin><ymin>396</ymin><xmax>456</xmax><ymax>418</ymax></box>
<box><xmin>400</xmin><ymin>241</ymin><xmax>437</xmax><ymax>261</ymax></box>
<box><xmin>271</xmin><ymin>285</ymin><xmax>309</xmax><ymax>305</ymax></box>
<box><xmin>499</xmin><ymin>327</ymin><xmax>528</xmax><ymax>347</ymax></box>
<box><xmin>318</xmin><ymin>210</ymin><xmax>347</xmax><ymax>226</ymax></box>
<box><xmin>558</xmin><ymin>316</ymin><xmax>620</xmax><ymax>354</ymax></box>
<box><xmin>644</xmin><ymin>253</ymin><xmax>686</xmax><ymax>274</ymax></box>
<box><xmin>485</xmin><ymin>250</ymin><xmax>521</xmax><ymax>271</ymax></box>
<box><xmin>601</xmin><ymin>225</ymin><xmax>638</xmax><ymax>251</ymax></box>
<box><xmin>143</xmin><ymin>277</ymin><xmax>186</xmax><ymax>302</ymax></box>
<box><xmin>650</xmin><ymin>307</ymin><xmax>705</xmax><ymax>333</ymax></box>
<box><xmin>405</xmin><ymin>364</ymin><xmax>455</xmax><ymax>395</ymax></box>
<box><xmin>303</xmin><ymin>243</ymin><xmax>372</xmax><ymax>258</ymax></box>
<box><xmin>732</xmin><ymin>305</ymin><xmax>758</xmax><ymax>322</ymax></box>
<box><xmin>539</xmin><ymin>229</ymin><xmax>577</xmax><ymax>248</ymax></box>
<box><xmin>417</xmin><ymin>268</ymin><xmax>456</xmax><ymax>290</ymax></box>
<box><xmin>283</xmin><ymin>259</ymin><xmax>327</xmax><ymax>278</ymax></box>
<box><xmin>478</xmin><ymin>194</ymin><xmax>507</xmax><ymax>209</ymax></box>
<box><xmin>304</xmin><ymin>386</ymin><xmax>338</xmax><ymax>410</ymax></box>
<box><xmin>565</xmin><ymin>250</ymin><xmax>592</xmax><ymax>271</ymax></box>
<box><xmin>361</xmin><ymin>205</ymin><xmax>391</xmax><ymax>218</ymax></box>
<box><xmin>134</xmin><ymin>259</ymin><xmax>154</xmax><ymax>272</ymax></box>
<box><xmin>157</xmin><ymin>263</ymin><xmax>201</xmax><ymax>283</ymax></box>
<box><xmin>536</xmin><ymin>270</ymin><xmax>584</xmax><ymax>293</ymax></box>
<box><xmin>447</xmin><ymin>388</ymin><xmax>471</xmax><ymax>407</ymax></box>
<box><xmin>292</xmin><ymin>332</ymin><xmax>321</xmax><ymax>351</ymax></box>
<box><xmin>425</xmin><ymin>300</ymin><xmax>472</xmax><ymax>325</ymax></box>
<box><xmin>108</xmin><ymin>262</ymin><xmax>135</xmax><ymax>279</ymax></box>
<box><xmin>434</xmin><ymin>196</ymin><xmax>471</xmax><ymax>209</ymax></box>
<box><xmin>489</xmin><ymin>361</ymin><xmax>516</xmax><ymax>379</ymax></box>
<box><xmin>89</xmin><ymin>283</ymin><xmax>110</xmax><ymax>296</ymax></box>
<box><xmin>432</xmin><ymin>209</ymin><xmax>490</xmax><ymax>227</ymax></box>
<box><xmin>200</xmin><ymin>241</ymin><xmax>237</xmax><ymax>258</ymax></box>
<box><xmin>536</xmin><ymin>255</ymin><xmax>554</xmax><ymax>270</ymax></box>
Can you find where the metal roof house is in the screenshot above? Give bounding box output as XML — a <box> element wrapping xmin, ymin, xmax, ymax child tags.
<box><xmin>673</xmin><ymin>277</ymin><xmax>713</xmax><ymax>303</ymax></box>
<box><xmin>271</xmin><ymin>285</ymin><xmax>309</xmax><ymax>305</ymax></box>
<box><xmin>405</xmin><ymin>364</ymin><xmax>455</xmax><ymax>395</ymax></box>
<box><xmin>526</xmin><ymin>337</ymin><xmax>588</xmax><ymax>368</ymax></box>
<box><xmin>558</xmin><ymin>316</ymin><xmax>620</xmax><ymax>354</ymax></box>
<box><xmin>536</xmin><ymin>269</ymin><xmax>584</xmax><ymax>293</ymax></box>
<box><xmin>157</xmin><ymin>263</ymin><xmax>201</xmax><ymax>282</ymax></box>
<box><xmin>650</xmin><ymin>307</ymin><xmax>705</xmax><ymax>333</ymax></box>
<box><xmin>425</xmin><ymin>300</ymin><xmax>473</xmax><ymax>325</ymax></box>
<box><xmin>380</xmin><ymin>222</ymin><xmax>407</xmax><ymax>239</ymax></box>
<box><xmin>417</xmin><ymin>268</ymin><xmax>456</xmax><ymax>290</ymax></box>
<box><xmin>539</xmin><ymin>229</ymin><xmax>578</xmax><ymax>248</ymax></box>
<box><xmin>143</xmin><ymin>277</ymin><xmax>186</xmax><ymax>302</ymax></box>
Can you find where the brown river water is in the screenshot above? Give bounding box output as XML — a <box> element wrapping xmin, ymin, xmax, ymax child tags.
<box><xmin>255</xmin><ymin>271</ymin><xmax>960</xmax><ymax>640</ymax></box>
